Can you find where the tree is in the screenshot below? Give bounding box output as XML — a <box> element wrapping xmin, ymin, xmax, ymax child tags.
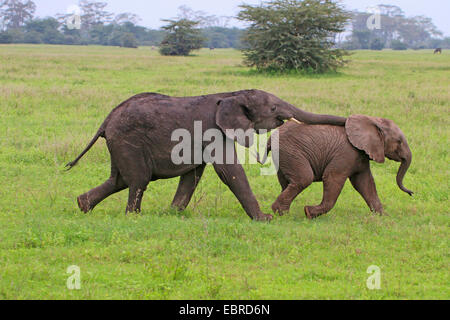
<box><xmin>24</xmin><ymin>18</ymin><xmax>63</xmax><ymax>44</ymax></box>
<box><xmin>114</xmin><ymin>13</ymin><xmax>141</xmax><ymax>26</ymax></box>
<box><xmin>237</xmin><ymin>0</ymin><xmax>350</xmax><ymax>73</ymax></box>
<box><xmin>0</xmin><ymin>0</ymin><xmax>36</xmax><ymax>29</ymax></box>
<box><xmin>121</xmin><ymin>32</ymin><xmax>138</xmax><ymax>48</ymax></box>
<box><xmin>344</xmin><ymin>5</ymin><xmax>443</xmax><ymax>50</ymax></box>
<box><xmin>203</xmin><ymin>27</ymin><xmax>242</xmax><ymax>48</ymax></box>
<box><xmin>159</xmin><ymin>18</ymin><xmax>205</xmax><ymax>56</ymax></box>
<box><xmin>88</xmin><ymin>23</ymin><xmax>114</xmax><ymax>45</ymax></box>
<box><xmin>57</xmin><ymin>1</ymin><xmax>112</xmax><ymax>31</ymax></box>
<box><xmin>398</xmin><ymin>15</ymin><xmax>442</xmax><ymax>48</ymax></box>
<box><xmin>79</xmin><ymin>0</ymin><xmax>113</xmax><ymax>28</ymax></box>
<box><xmin>351</xmin><ymin>29</ymin><xmax>371</xmax><ymax>49</ymax></box>
<box><xmin>176</xmin><ymin>5</ymin><xmax>217</xmax><ymax>27</ymax></box>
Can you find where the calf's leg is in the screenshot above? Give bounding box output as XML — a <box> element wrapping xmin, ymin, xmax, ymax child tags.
<box><xmin>304</xmin><ymin>172</ymin><xmax>347</xmax><ymax>219</ymax></box>
<box><xmin>350</xmin><ymin>168</ymin><xmax>384</xmax><ymax>214</ymax></box>
<box><xmin>272</xmin><ymin>160</ymin><xmax>314</xmax><ymax>216</ymax></box>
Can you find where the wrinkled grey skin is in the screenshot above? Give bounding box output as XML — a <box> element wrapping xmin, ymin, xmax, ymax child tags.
<box><xmin>66</xmin><ymin>89</ymin><xmax>347</xmax><ymax>221</ymax></box>
<box><xmin>259</xmin><ymin>115</ymin><xmax>413</xmax><ymax>219</ymax></box>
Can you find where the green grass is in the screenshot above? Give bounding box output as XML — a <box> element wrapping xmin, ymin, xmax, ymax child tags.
<box><xmin>0</xmin><ymin>45</ymin><xmax>448</xmax><ymax>299</ymax></box>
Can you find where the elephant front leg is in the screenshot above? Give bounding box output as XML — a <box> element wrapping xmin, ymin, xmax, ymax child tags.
<box><xmin>213</xmin><ymin>162</ymin><xmax>272</xmax><ymax>221</ymax></box>
<box><xmin>350</xmin><ymin>169</ymin><xmax>384</xmax><ymax>215</ymax></box>
<box><xmin>171</xmin><ymin>165</ymin><xmax>206</xmax><ymax>211</ymax></box>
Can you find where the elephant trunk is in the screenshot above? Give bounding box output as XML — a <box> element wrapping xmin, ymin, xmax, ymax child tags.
<box><xmin>288</xmin><ymin>104</ymin><xmax>347</xmax><ymax>126</ymax></box>
<box><xmin>396</xmin><ymin>151</ymin><xmax>413</xmax><ymax>196</ymax></box>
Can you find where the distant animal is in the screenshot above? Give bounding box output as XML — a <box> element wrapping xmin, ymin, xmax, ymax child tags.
<box><xmin>258</xmin><ymin>115</ymin><xmax>413</xmax><ymax>219</ymax></box>
<box><xmin>434</xmin><ymin>48</ymin><xmax>442</xmax><ymax>54</ymax></box>
<box><xmin>210</xmin><ymin>46</ymin><xmax>215</xmax><ymax>50</ymax></box>
<box><xmin>66</xmin><ymin>90</ymin><xmax>347</xmax><ymax>221</ymax></box>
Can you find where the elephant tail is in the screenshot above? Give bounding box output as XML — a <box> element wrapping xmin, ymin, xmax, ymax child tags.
<box><xmin>65</xmin><ymin>127</ymin><xmax>106</xmax><ymax>170</ymax></box>
<box><xmin>255</xmin><ymin>139</ymin><xmax>272</xmax><ymax>165</ymax></box>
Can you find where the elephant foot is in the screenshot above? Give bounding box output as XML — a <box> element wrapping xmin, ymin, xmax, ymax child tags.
<box><xmin>271</xmin><ymin>201</ymin><xmax>290</xmax><ymax>216</ymax></box>
<box><xmin>371</xmin><ymin>206</ymin><xmax>385</xmax><ymax>216</ymax></box>
<box><xmin>373</xmin><ymin>209</ymin><xmax>387</xmax><ymax>217</ymax></box>
<box><xmin>77</xmin><ymin>194</ymin><xmax>92</xmax><ymax>213</ymax></box>
<box><xmin>253</xmin><ymin>213</ymin><xmax>273</xmax><ymax>222</ymax></box>
<box><xmin>304</xmin><ymin>206</ymin><xmax>318</xmax><ymax>220</ymax></box>
<box><xmin>171</xmin><ymin>204</ymin><xmax>186</xmax><ymax>212</ymax></box>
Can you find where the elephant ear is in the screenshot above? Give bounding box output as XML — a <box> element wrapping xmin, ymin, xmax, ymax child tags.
<box><xmin>346</xmin><ymin>115</ymin><xmax>385</xmax><ymax>163</ymax></box>
<box><xmin>216</xmin><ymin>96</ymin><xmax>255</xmax><ymax>147</ymax></box>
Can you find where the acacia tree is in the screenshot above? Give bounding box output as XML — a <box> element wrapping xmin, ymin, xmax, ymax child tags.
<box><xmin>237</xmin><ymin>0</ymin><xmax>350</xmax><ymax>73</ymax></box>
<box><xmin>114</xmin><ymin>12</ymin><xmax>141</xmax><ymax>26</ymax></box>
<box><xmin>159</xmin><ymin>18</ymin><xmax>205</xmax><ymax>56</ymax></box>
<box><xmin>0</xmin><ymin>0</ymin><xmax>36</xmax><ymax>29</ymax></box>
<box><xmin>56</xmin><ymin>1</ymin><xmax>113</xmax><ymax>32</ymax></box>
<box><xmin>79</xmin><ymin>0</ymin><xmax>113</xmax><ymax>28</ymax></box>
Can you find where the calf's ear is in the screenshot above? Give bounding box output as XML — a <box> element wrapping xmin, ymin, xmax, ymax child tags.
<box><xmin>345</xmin><ymin>115</ymin><xmax>385</xmax><ymax>163</ymax></box>
<box><xmin>216</xmin><ymin>96</ymin><xmax>254</xmax><ymax>147</ymax></box>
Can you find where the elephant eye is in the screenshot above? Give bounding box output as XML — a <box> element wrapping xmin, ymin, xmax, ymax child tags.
<box><xmin>271</xmin><ymin>106</ymin><xmax>277</xmax><ymax>112</ymax></box>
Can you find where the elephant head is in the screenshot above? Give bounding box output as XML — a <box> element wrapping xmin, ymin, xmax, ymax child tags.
<box><xmin>216</xmin><ymin>89</ymin><xmax>347</xmax><ymax>147</ymax></box>
<box><xmin>346</xmin><ymin>115</ymin><xmax>413</xmax><ymax>196</ymax></box>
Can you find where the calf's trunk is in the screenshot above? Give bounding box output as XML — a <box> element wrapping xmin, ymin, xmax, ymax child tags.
<box><xmin>396</xmin><ymin>152</ymin><xmax>413</xmax><ymax>196</ymax></box>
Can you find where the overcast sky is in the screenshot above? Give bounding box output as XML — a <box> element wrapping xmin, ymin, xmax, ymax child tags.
<box><xmin>32</xmin><ymin>0</ymin><xmax>450</xmax><ymax>36</ymax></box>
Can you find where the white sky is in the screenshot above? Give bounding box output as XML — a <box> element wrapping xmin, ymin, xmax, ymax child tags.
<box><xmin>32</xmin><ymin>0</ymin><xmax>450</xmax><ymax>36</ymax></box>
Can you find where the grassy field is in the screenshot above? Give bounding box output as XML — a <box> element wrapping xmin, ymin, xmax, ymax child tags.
<box><xmin>0</xmin><ymin>45</ymin><xmax>448</xmax><ymax>299</ymax></box>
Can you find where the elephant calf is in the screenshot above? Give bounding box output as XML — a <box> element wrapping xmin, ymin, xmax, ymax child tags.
<box><xmin>259</xmin><ymin>115</ymin><xmax>413</xmax><ymax>219</ymax></box>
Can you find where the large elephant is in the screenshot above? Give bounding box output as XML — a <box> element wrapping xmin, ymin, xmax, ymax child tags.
<box><xmin>66</xmin><ymin>89</ymin><xmax>346</xmax><ymax>221</ymax></box>
<box><xmin>258</xmin><ymin>115</ymin><xmax>413</xmax><ymax>219</ymax></box>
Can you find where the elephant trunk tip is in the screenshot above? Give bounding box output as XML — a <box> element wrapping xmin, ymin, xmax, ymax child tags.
<box><xmin>402</xmin><ymin>187</ymin><xmax>414</xmax><ymax>197</ymax></box>
<box><xmin>397</xmin><ymin>178</ymin><xmax>414</xmax><ymax>196</ymax></box>
<box><xmin>396</xmin><ymin>156</ymin><xmax>413</xmax><ymax>197</ymax></box>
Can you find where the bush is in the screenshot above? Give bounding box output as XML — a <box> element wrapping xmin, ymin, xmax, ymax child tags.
<box><xmin>159</xmin><ymin>19</ymin><xmax>205</xmax><ymax>56</ymax></box>
<box><xmin>237</xmin><ymin>0</ymin><xmax>350</xmax><ymax>73</ymax></box>
<box><xmin>370</xmin><ymin>38</ymin><xmax>385</xmax><ymax>50</ymax></box>
<box><xmin>23</xmin><ymin>31</ymin><xmax>42</xmax><ymax>44</ymax></box>
<box><xmin>0</xmin><ymin>32</ymin><xmax>13</xmax><ymax>44</ymax></box>
<box><xmin>340</xmin><ymin>41</ymin><xmax>359</xmax><ymax>50</ymax></box>
<box><xmin>121</xmin><ymin>33</ymin><xmax>138</xmax><ymax>48</ymax></box>
<box><xmin>412</xmin><ymin>44</ymin><xmax>426</xmax><ymax>50</ymax></box>
<box><xmin>391</xmin><ymin>40</ymin><xmax>408</xmax><ymax>50</ymax></box>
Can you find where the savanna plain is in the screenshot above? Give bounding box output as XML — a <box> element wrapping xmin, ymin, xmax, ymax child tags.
<box><xmin>0</xmin><ymin>45</ymin><xmax>448</xmax><ymax>299</ymax></box>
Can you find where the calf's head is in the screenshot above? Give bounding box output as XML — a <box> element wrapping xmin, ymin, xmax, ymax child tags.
<box><xmin>346</xmin><ymin>115</ymin><xmax>414</xmax><ymax>196</ymax></box>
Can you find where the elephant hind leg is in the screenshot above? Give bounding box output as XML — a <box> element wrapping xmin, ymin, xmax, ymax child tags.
<box><xmin>305</xmin><ymin>172</ymin><xmax>347</xmax><ymax>219</ymax></box>
<box><xmin>272</xmin><ymin>163</ymin><xmax>314</xmax><ymax>216</ymax></box>
<box><xmin>111</xmin><ymin>144</ymin><xmax>152</xmax><ymax>214</ymax></box>
<box><xmin>126</xmin><ymin>186</ymin><xmax>146</xmax><ymax>214</ymax></box>
<box><xmin>77</xmin><ymin>164</ymin><xmax>127</xmax><ymax>213</ymax></box>
<box><xmin>122</xmin><ymin>166</ymin><xmax>152</xmax><ymax>214</ymax></box>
